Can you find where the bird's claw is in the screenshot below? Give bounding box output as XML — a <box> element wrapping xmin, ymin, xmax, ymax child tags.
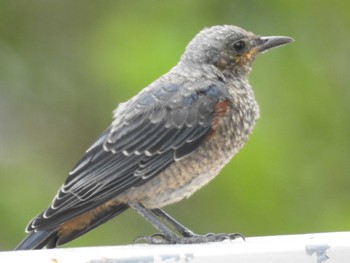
<box><xmin>203</xmin><ymin>232</ymin><xmax>245</xmax><ymax>242</ymax></box>
<box><xmin>134</xmin><ymin>233</ymin><xmax>173</xmax><ymax>244</ymax></box>
<box><xmin>134</xmin><ymin>232</ymin><xmax>244</xmax><ymax>244</ymax></box>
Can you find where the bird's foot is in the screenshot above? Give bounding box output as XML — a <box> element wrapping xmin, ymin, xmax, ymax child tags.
<box><xmin>134</xmin><ymin>232</ymin><xmax>244</xmax><ymax>244</ymax></box>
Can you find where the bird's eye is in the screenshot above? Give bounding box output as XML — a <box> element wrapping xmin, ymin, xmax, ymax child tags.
<box><xmin>232</xmin><ymin>40</ymin><xmax>246</xmax><ymax>53</ymax></box>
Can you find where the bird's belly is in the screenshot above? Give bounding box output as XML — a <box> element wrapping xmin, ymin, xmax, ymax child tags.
<box><xmin>119</xmin><ymin>127</ymin><xmax>249</xmax><ymax>209</ymax></box>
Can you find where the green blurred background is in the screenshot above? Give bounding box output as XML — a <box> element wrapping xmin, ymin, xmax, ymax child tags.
<box><xmin>1</xmin><ymin>0</ymin><xmax>349</xmax><ymax>250</ymax></box>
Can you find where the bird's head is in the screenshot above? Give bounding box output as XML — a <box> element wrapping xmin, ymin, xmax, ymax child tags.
<box><xmin>181</xmin><ymin>25</ymin><xmax>293</xmax><ymax>77</ymax></box>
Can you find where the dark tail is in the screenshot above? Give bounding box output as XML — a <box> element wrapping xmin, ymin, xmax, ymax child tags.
<box><xmin>15</xmin><ymin>203</ymin><xmax>129</xmax><ymax>250</ymax></box>
<box><xmin>15</xmin><ymin>230</ymin><xmax>57</xmax><ymax>250</ymax></box>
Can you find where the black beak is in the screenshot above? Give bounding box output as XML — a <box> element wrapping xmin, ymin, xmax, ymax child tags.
<box><xmin>254</xmin><ymin>36</ymin><xmax>294</xmax><ymax>53</ymax></box>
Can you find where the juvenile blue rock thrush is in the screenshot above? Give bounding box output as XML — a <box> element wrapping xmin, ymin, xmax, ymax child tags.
<box><xmin>15</xmin><ymin>25</ymin><xmax>293</xmax><ymax>249</ymax></box>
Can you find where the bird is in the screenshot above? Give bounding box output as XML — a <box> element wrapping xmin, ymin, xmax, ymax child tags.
<box><xmin>15</xmin><ymin>25</ymin><xmax>293</xmax><ymax>250</ymax></box>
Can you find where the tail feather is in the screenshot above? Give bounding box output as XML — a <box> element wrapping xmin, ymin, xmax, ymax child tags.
<box><xmin>14</xmin><ymin>230</ymin><xmax>57</xmax><ymax>250</ymax></box>
<box><xmin>15</xmin><ymin>203</ymin><xmax>129</xmax><ymax>250</ymax></box>
<box><xmin>56</xmin><ymin>203</ymin><xmax>129</xmax><ymax>246</ymax></box>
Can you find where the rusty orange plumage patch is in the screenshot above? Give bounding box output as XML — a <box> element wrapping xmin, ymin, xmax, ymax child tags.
<box><xmin>208</xmin><ymin>100</ymin><xmax>230</xmax><ymax>138</ymax></box>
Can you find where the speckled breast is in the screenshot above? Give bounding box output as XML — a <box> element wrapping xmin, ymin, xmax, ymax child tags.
<box><xmin>121</xmin><ymin>81</ymin><xmax>259</xmax><ymax>209</ymax></box>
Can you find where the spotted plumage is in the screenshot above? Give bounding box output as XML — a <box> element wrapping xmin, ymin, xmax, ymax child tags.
<box><xmin>15</xmin><ymin>25</ymin><xmax>293</xmax><ymax>250</ymax></box>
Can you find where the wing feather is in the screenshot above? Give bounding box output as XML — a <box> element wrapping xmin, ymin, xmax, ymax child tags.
<box><xmin>27</xmin><ymin>81</ymin><xmax>231</xmax><ymax>232</ymax></box>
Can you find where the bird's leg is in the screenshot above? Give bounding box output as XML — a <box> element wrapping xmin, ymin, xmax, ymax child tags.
<box><xmin>129</xmin><ymin>201</ymin><xmax>178</xmax><ymax>244</ymax></box>
<box><xmin>130</xmin><ymin>202</ymin><xmax>244</xmax><ymax>244</ymax></box>
<box><xmin>151</xmin><ymin>208</ymin><xmax>245</xmax><ymax>243</ymax></box>
<box><xmin>151</xmin><ymin>208</ymin><xmax>195</xmax><ymax>237</ymax></box>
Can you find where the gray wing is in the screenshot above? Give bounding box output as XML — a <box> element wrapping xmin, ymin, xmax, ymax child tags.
<box><xmin>28</xmin><ymin>81</ymin><xmax>231</xmax><ymax>231</ymax></box>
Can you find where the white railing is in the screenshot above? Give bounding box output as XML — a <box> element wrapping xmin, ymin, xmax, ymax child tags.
<box><xmin>2</xmin><ymin>232</ymin><xmax>350</xmax><ymax>262</ymax></box>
